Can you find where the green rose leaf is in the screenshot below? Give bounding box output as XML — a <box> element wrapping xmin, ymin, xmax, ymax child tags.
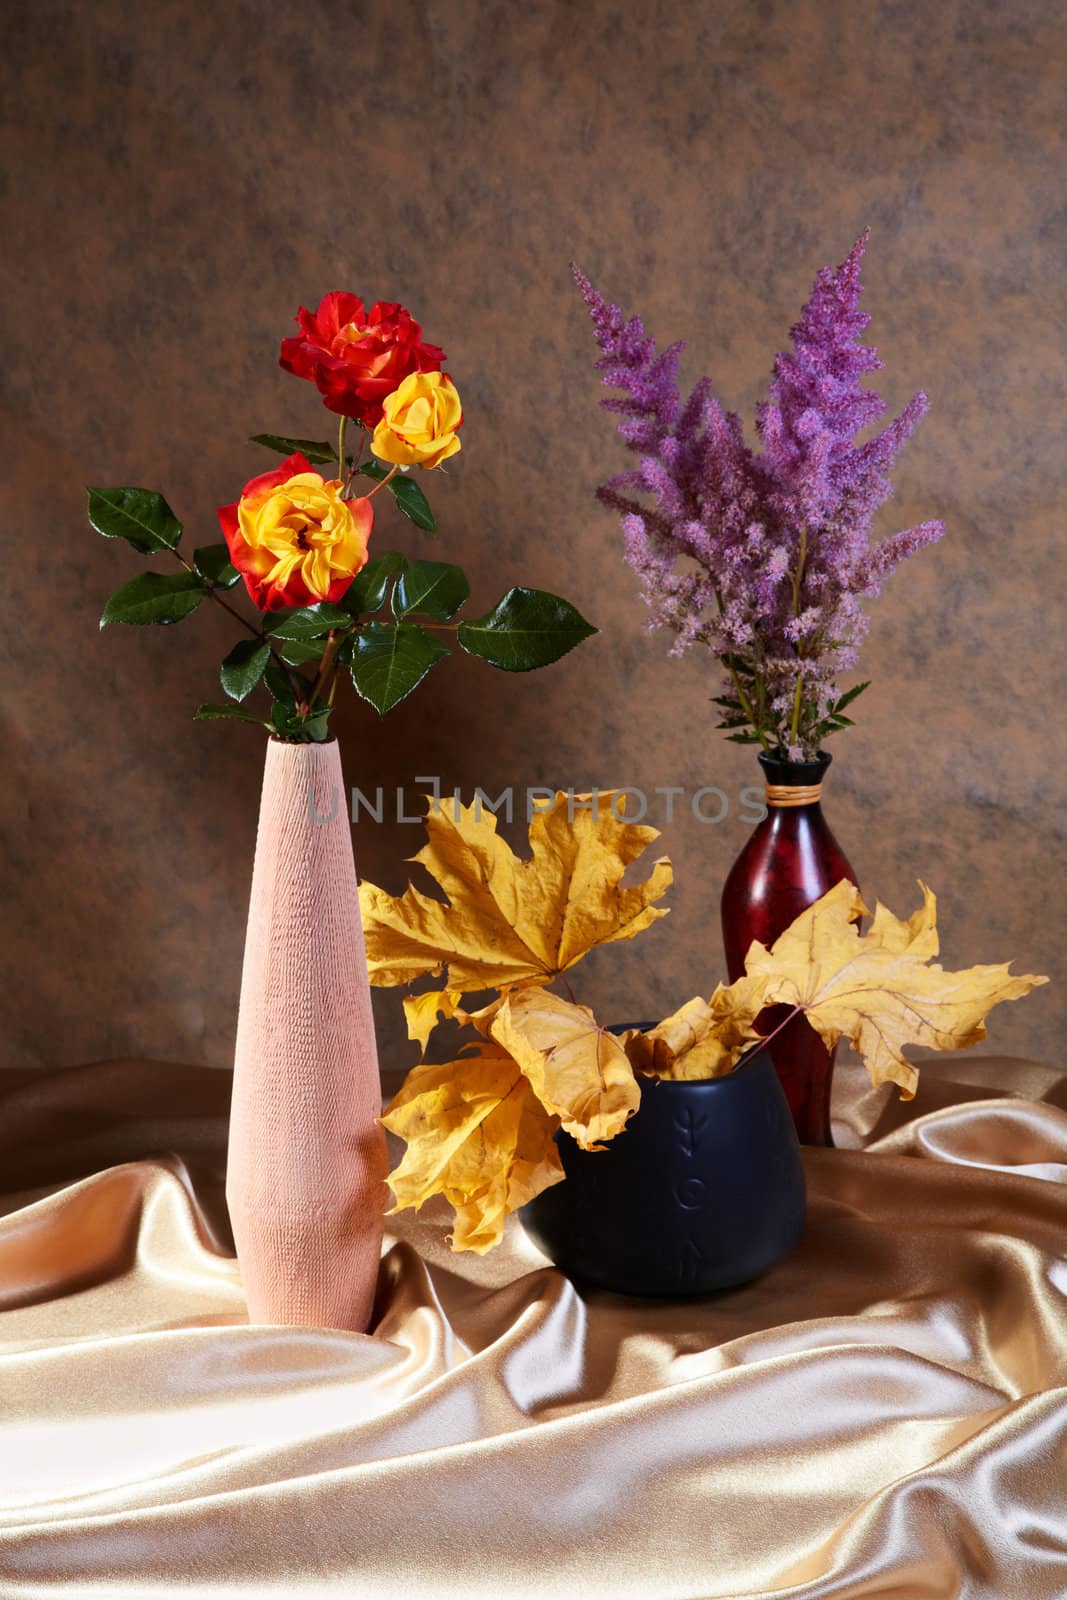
<box><xmin>87</xmin><ymin>487</ymin><xmax>183</xmax><ymax>554</ymax></box>
<box><xmin>356</xmin><ymin>463</ymin><xmax>436</xmax><ymax>533</ymax></box>
<box><xmin>341</xmin><ymin>552</ymin><xmax>405</xmax><ymax>616</ymax></box>
<box><xmin>270</xmin><ymin>702</ymin><xmax>332</xmax><ymax>742</ymax></box>
<box><xmin>220</xmin><ymin>638</ymin><xmax>271</xmax><ymax>702</ymax></box>
<box><xmin>276</xmin><ymin>637</ymin><xmax>327</xmax><ymax>666</ymax></box>
<box><xmin>100</xmin><ymin>572</ymin><xmax>208</xmax><ymax>628</ymax></box>
<box><xmin>390</xmin><ymin>476</ymin><xmax>436</xmax><ymax>533</ymax></box>
<box><xmin>193</xmin><ymin>543</ymin><xmax>241</xmax><ymax>589</ymax></box>
<box><xmin>263</xmin><ymin>603</ymin><xmax>353</xmax><ymax>640</ymax></box>
<box><xmin>393</xmin><ymin>559</ymin><xmax>470</xmax><ymax>622</ymax></box>
<box><xmin>351</xmin><ymin>621</ymin><xmax>450</xmax><ymax>715</ymax></box>
<box><xmin>264</xmin><ymin>662</ymin><xmax>298</xmax><ymax>708</ymax></box>
<box><xmin>248</xmin><ymin>434</ymin><xmax>338</xmax><ymax>466</ymax></box>
<box><xmin>194</xmin><ymin>703</ymin><xmax>271</xmax><ymax>727</ymax></box>
<box><xmin>457</xmin><ymin>588</ymin><xmax>597</xmax><ymax>671</ymax></box>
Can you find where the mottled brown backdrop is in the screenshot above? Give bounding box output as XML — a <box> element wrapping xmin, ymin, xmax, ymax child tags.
<box><xmin>1</xmin><ymin>0</ymin><xmax>1063</xmax><ymax>1081</ymax></box>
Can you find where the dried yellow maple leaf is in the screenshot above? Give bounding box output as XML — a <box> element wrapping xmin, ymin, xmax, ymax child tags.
<box><xmin>360</xmin><ymin>791</ymin><xmax>672</xmax><ymax>999</ymax></box>
<box><xmin>623</xmin><ymin>975</ymin><xmax>770</xmax><ymax>1081</ymax></box>
<box><xmin>488</xmin><ymin>987</ymin><xmax>640</xmax><ymax>1148</ymax></box>
<box><xmin>744</xmin><ymin>879</ymin><xmax>1048</xmax><ymax>1098</ymax></box>
<box><xmin>382</xmin><ymin>1046</ymin><xmax>564</xmax><ymax>1253</ymax></box>
<box><xmin>402</xmin><ymin>988</ymin><xmax>463</xmax><ymax>1054</ymax></box>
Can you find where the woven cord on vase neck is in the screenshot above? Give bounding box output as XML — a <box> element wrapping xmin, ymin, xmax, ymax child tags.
<box><xmin>764</xmin><ymin>781</ymin><xmax>823</xmax><ymax>808</ymax></box>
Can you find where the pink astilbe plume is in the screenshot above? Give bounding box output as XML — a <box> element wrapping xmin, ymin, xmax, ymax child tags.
<box><xmin>574</xmin><ymin>234</ymin><xmax>944</xmax><ymax>756</ymax></box>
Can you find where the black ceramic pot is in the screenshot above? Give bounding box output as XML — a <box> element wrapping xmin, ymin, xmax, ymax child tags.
<box><xmin>520</xmin><ymin>1039</ymin><xmax>806</xmax><ymax>1297</ymax></box>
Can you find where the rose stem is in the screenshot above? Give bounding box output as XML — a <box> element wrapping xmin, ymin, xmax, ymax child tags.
<box><xmin>343</xmin><ymin>427</ymin><xmax>365</xmax><ymax>496</ymax></box>
<box><xmin>337</xmin><ymin>415</ymin><xmax>348</xmax><ymax>482</ymax></box>
<box><xmin>365</xmin><ymin>464</ymin><xmax>399</xmax><ymax>499</ymax></box>
<box><xmin>309</xmin><ymin>630</ymin><xmax>344</xmax><ymax>709</ymax></box>
<box><xmin>171</xmin><ymin>549</ymin><xmax>310</xmax><ymax>709</ymax></box>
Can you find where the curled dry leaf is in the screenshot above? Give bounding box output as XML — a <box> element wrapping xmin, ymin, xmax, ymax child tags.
<box><xmin>623</xmin><ymin>977</ymin><xmax>769</xmax><ymax>1081</ymax></box>
<box><xmin>381</xmin><ymin>1046</ymin><xmax>564</xmax><ymax>1253</ymax></box>
<box><xmin>360</xmin><ymin>790</ymin><xmax>672</xmax><ymax>1001</ymax></box>
<box><xmin>488</xmin><ymin>987</ymin><xmax>640</xmax><ymax>1148</ymax></box>
<box><xmin>621</xmin><ymin>880</ymin><xmax>1047</xmax><ymax>1098</ymax></box>
<box><xmin>746</xmin><ymin>879</ymin><xmax>1048</xmax><ymax>1098</ymax></box>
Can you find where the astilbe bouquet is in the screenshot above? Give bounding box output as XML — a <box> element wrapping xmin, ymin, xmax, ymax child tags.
<box><xmin>88</xmin><ymin>292</ymin><xmax>594</xmax><ymax>736</ymax></box>
<box><xmin>575</xmin><ymin>232</ymin><xmax>943</xmax><ymax>757</ymax></box>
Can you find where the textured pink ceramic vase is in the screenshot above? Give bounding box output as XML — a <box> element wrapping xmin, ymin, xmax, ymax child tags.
<box><xmin>227</xmin><ymin>738</ymin><xmax>387</xmax><ymax>1332</ymax></box>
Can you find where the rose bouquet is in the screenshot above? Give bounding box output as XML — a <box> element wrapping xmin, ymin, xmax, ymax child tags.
<box><xmin>575</xmin><ymin>231</ymin><xmax>941</xmax><ymax>758</ymax></box>
<box><xmin>361</xmin><ymin>793</ymin><xmax>1045</xmax><ymax>1252</ymax></box>
<box><xmin>88</xmin><ymin>292</ymin><xmax>595</xmax><ymax>733</ymax></box>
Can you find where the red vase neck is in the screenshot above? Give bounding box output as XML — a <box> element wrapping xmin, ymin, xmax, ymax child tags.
<box><xmin>722</xmin><ymin>798</ymin><xmax>855</xmax><ymax>977</ymax></box>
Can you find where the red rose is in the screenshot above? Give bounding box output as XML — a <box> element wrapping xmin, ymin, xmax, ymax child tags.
<box><xmin>217</xmin><ymin>452</ymin><xmax>372</xmax><ymax>612</ymax></box>
<box><xmin>279</xmin><ymin>293</ymin><xmax>445</xmax><ymax>425</ymax></box>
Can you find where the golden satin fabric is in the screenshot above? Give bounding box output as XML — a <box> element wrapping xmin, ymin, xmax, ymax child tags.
<box><xmin>2</xmin><ymin>1056</ymin><xmax>1067</xmax><ymax>1597</ymax></box>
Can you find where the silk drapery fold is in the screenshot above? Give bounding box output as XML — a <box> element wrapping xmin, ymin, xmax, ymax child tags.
<box><xmin>1</xmin><ymin>1055</ymin><xmax>1065</xmax><ymax>1597</ymax></box>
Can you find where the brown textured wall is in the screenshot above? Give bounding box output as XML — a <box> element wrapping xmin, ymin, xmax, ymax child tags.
<box><xmin>1</xmin><ymin>0</ymin><xmax>1063</xmax><ymax>1079</ymax></box>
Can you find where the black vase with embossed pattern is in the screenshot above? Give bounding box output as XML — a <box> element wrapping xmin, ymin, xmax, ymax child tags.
<box><xmin>520</xmin><ymin>1040</ymin><xmax>806</xmax><ymax>1298</ymax></box>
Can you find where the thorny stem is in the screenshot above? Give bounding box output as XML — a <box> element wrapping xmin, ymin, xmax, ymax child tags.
<box><xmin>309</xmin><ymin>629</ymin><xmax>344</xmax><ymax>709</ymax></box>
<box><xmin>343</xmin><ymin>427</ymin><xmax>366</xmax><ymax>496</ymax></box>
<box><xmin>366</xmin><ymin>463</ymin><xmax>399</xmax><ymax>499</ymax></box>
<box><xmin>337</xmin><ymin>415</ymin><xmax>348</xmax><ymax>484</ymax></box>
<box><xmin>174</xmin><ymin>549</ymin><xmax>262</xmax><ymax>640</ymax></box>
<box><xmin>172</xmin><ymin>549</ymin><xmax>310</xmax><ymax>709</ymax></box>
<box><xmin>280</xmin><ymin>660</ymin><xmax>311</xmax><ymax>712</ymax></box>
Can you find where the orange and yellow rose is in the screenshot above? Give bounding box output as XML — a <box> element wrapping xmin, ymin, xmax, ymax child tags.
<box><xmin>371</xmin><ymin>372</ymin><xmax>463</xmax><ymax>470</ymax></box>
<box><xmin>217</xmin><ymin>452</ymin><xmax>371</xmax><ymax>612</ymax></box>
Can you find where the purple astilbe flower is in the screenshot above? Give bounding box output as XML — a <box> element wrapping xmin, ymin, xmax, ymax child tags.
<box><xmin>574</xmin><ymin>235</ymin><xmax>944</xmax><ymax>757</ymax></box>
<box><xmin>854</xmin><ymin>520</ymin><xmax>945</xmax><ymax>594</ymax></box>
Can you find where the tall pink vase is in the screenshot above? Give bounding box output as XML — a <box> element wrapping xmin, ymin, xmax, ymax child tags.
<box><xmin>227</xmin><ymin>738</ymin><xmax>387</xmax><ymax>1331</ymax></box>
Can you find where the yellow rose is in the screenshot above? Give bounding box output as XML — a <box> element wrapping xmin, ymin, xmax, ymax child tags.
<box><xmin>219</xmin><ymin>453</ymin><xmax>372</xmax><ymax>610</ymax></box>
<box><xmin>371</xmin><ymin>371</ymin><xmax>463</xmax><ymax>470</ymax></box>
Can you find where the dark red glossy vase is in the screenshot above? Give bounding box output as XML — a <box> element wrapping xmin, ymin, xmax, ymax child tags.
<box><xmin>721</xmin><ymin>751</ymin><xmax>857</xmax><ymax>1146</ymax></box>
